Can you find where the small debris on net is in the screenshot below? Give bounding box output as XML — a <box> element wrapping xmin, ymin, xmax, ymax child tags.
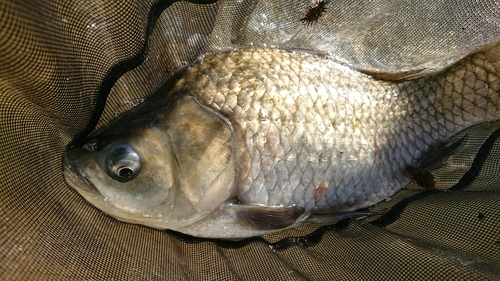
<box><xmin>300</xmin><ymin>0</ymin><xmax>330</xmax><ymax>26</ymax></box>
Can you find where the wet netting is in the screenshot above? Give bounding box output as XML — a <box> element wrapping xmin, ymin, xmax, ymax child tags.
<box><xmin>1</xmin><ymin>0</ymin><xmax>500</xmax><ymax>279</ymax></box>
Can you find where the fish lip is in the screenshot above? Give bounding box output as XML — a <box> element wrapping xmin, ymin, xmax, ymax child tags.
<box><xmin>62</xmin><ymin>154</ymin><xmax>99</xmax><ymax>194</ymax></box>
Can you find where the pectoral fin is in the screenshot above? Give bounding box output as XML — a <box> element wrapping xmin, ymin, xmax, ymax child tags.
<box><xmin>227</xmin><ymin>204</ymin><xmax>381</xmax><ymax>230</ymax></box>
<box><xmin>229</xmin><ymin>204</ymin><xmax>305</xmax><ymax>230</ymax></box>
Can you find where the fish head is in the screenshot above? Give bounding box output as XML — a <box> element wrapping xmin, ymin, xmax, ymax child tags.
<box><xmin>63</xmin><ymin>96</ymin><xmax>238</xmax><ymax>230</ymax></box>
<box><xmin>63</xmin><ymin>133</ymin><xmax>176</xmax><ymax>224</ymax></box>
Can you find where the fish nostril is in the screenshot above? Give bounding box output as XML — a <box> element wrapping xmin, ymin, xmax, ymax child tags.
<box><xmin>82</xmin><ymin>138</ymin><xmax>98</xmax><ymax>151</ymax></box>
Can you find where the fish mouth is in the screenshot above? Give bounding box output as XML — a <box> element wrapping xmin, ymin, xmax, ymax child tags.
<box><xmin>62</xmin><ymin>153</ymin><xmax>99</xmax><ymax>195</ymax></box>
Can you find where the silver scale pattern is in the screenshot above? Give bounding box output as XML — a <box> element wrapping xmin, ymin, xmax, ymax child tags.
<box><xmin>172</xmin><ymin>48</ymin><xmax>500</xmax><ymax>216</ymax></box>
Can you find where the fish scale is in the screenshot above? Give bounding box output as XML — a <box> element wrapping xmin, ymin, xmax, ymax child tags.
<box><xmin>171</xmin><ymin>48</ymin><xmax>500</xmax><ymax>213</ymax></box>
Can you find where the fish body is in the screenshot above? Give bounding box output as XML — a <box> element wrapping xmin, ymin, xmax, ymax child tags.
<box><xmin>63</xmin><ymin>47</ymin><xmax>500</xmax><ymax>238</ymax></box>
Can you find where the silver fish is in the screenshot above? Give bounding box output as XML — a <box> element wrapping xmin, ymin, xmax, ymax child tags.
<box><xmin>63</xmin><ymin>46</ymin><xmax>500</xmax><ymax>238</ymax></box>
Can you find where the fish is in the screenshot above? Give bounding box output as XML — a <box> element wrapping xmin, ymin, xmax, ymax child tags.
<box><xmin>63</xmin><ymin>45</ymin><xmax>500</xmax><ymax>238</ymax></box>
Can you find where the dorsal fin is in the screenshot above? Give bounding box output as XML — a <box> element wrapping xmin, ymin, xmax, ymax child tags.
<box><xmin>360</xmin><ymin>69</ymin><xmax>426</xmax><ymax>81</ymax></box>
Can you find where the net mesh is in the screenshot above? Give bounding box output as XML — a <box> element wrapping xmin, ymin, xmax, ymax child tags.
<box><xmin>1</xmin><ymin>0</ymin><xmax>499</xmax><ymax>279</ymax></box>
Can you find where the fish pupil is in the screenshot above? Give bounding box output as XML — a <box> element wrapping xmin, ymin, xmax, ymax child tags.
<box><xmin>118</xmin><ymin>167</ymin><xmax>134</xmax><ymax>178</ymax></box>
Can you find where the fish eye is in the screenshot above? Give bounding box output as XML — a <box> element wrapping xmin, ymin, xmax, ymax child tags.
<box><xmin>106</xmin><ymin>144</ymin><xmax>141</xmax><ymax>182</ymax></box>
